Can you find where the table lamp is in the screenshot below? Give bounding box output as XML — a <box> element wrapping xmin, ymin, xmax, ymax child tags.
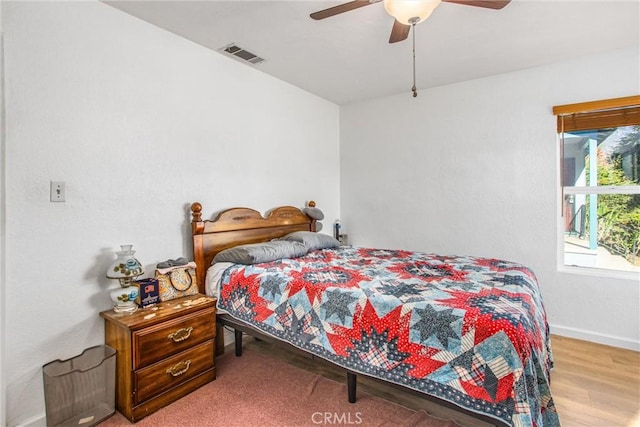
<box><xmin>106</xmin><ymin>245</ymin><xmax>143</xmax><ymax>313</ymax></box>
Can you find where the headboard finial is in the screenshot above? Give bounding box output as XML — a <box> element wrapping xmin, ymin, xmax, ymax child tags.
<box><xmin>191</xmin><ymin>202</ymin><xmax>203</xmax><ymax>223</ymax></box>
<box><xmin>308</xmin><ymin>200</ymin><xmax>316</xmax><ymax>208</ymax></box>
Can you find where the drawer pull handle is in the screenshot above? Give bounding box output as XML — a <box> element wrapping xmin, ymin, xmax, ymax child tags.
<box><xmin>166</xmin><ymin>360</ymin><xmax>191</xmax><ymax>377</ymax></box>
<box><xmin>167</xmin><ymin>327</ymin><xmax>193</xmax><ymax>343</ymax></box>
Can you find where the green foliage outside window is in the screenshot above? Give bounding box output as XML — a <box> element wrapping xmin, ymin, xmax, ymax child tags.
<box><xmin>586</xmin><ymin>126</ymin><xmax>640</xmax><ymax>264</ymax></box>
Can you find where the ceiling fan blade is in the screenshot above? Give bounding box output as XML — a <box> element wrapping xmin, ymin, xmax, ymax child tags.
<box><xmin>310</xmin><ymin>0</ymin><xmax>374</xmax><ymax>20</ymax></box>
<box><xmin>389</xmin><ymin>19</ymin><xmax>410</xmax><ymax>44</ymax></box>
<box><xmin>442</xmin><ymin>0</ymin><xmax>511</xmax><ymax>10</ymax></box>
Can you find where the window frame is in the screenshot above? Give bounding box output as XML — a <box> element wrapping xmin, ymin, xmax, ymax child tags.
<box><xmin>554</xmin><ymin>95</ymin><xmax>640</xmax><ymax>279</ymax></box>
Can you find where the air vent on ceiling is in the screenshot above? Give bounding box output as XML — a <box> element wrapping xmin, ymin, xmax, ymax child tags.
<box><xmin>219</xmin><ymin>43</ymin><xmax>265</xmax><ymax>65</ymax></box>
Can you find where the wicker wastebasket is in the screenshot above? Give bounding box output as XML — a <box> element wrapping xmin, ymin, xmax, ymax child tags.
<box><xmin>42</xmin><ymin>345</ymin><xmax>116</xmax><ymax>427</ymax></box>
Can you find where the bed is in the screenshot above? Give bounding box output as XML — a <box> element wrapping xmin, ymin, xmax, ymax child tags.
<box><xmin>190</xmin><ymin>202</ymin><xmax>559</xmax><ymax>427</ymax></box>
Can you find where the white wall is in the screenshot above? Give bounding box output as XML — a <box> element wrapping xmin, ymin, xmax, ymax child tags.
<box><xmin>1</xmin><ymin>1</ymin><xmax>6</xmax><ymax>425</ymax></box>
<box><xmin>341</xmin><ymin>47</ymin><xmax>640</xmax><ymax>351</ymax></box>
<box><xmin>2</xmin><ymin>2</ymin><xmax>340</xmax><ymax>425</ymax></box>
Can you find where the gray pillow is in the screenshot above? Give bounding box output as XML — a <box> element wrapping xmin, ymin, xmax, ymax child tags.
<box><xmin>213</xmin><ymin>240</ymin><xmax>308</xmax><ymax>265</ymax></box>
<box><xmin>303</xmin><ymin>207</ymin><xmax>325</xmax><ymax>220</ymax></box>
<box><xmin>281</xmin><ymin>231</ymin><xmax>341</xmax><ymax>251</ymax></box>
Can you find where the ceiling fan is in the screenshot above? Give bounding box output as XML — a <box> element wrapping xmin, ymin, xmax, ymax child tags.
<box><xmin>310</xmin><ymin>0</ymin><xmax>511</xmax><ymax>44</ymax></box>
<box><xmin>310</xmin><ymin>0</ymin><xmax>511</xmax><ymax>97</ymax></box>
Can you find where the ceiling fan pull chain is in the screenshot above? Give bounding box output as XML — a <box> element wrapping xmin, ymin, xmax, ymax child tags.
<box><xmin>411</xmin><ymin>22</ymin><xmax>417</xmax><ymax>98</ymax></box>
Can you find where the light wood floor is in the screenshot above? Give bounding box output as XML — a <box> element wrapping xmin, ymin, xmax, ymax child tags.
<box><xmin>234</xmin><ymin>334</ymin><xmax>640</xmax><ymax>426</ymax></box>
<box><xmin>550</xmin><ymin>335</ymin><xmax>639</xmax><ymax>427</ymax></box>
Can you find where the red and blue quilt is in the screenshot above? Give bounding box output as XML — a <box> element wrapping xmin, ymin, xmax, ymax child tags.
<box><xmin>217</xmin><ymin>247</ymin><xmax>559</xmax><ymax>427</ymax></box>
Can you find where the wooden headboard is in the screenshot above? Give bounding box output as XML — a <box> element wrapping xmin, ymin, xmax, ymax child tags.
<box><xmin>190</xmin><ymin>202</ymin><xmax>317</xmax><ymax>293</ymax></box>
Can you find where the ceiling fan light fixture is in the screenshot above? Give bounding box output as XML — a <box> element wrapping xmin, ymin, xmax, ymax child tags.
<box><xmin>383</xmin><ymin>0</ymin><xmax>442</xmax><ymax>25</ymax></box>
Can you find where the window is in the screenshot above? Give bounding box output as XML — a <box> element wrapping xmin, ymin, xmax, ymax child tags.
<box><xmin>554</xmin><ymin>96</ymin><xmax>640</xmax><ymax>274</ymax></box>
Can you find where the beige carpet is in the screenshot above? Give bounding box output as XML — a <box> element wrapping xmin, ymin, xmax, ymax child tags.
<box><xmin>100</xmin><ymin>348</ymin><xmax>460</xmax><ymax>427</ymax></box>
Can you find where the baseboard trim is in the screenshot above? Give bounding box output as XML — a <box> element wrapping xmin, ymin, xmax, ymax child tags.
<box><xmin>550</xmin><ymin>324</ymin><xmax>639</xmax><ymax>351</ymax></box>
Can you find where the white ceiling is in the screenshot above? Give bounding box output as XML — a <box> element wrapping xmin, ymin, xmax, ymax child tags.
<box><xmin>104</xmin><ymin>0</ymin><xmax>640</xmax><ymax>105</ymax></box>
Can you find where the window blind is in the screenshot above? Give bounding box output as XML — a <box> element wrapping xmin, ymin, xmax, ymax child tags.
<box><xmin>553</xmin><ymin>95</ymin><xmax>640</xmax><ymax>132</ymax></box>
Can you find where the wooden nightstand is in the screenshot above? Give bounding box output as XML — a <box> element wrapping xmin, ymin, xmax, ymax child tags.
<box><xmin>100</xmin><ymin>294</ymin><xmax>216</xmax><ymax>422</ymax></box>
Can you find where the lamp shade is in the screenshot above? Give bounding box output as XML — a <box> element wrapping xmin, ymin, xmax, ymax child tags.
<box><xmin>383</xmin><ymin>0</ymin><xmax>441</xmax><ymax>25</ymax></box>
<box><xmin>106</xmin><ymin>245</ymin><xmax>144</xmax><ymax>283</ymax></box>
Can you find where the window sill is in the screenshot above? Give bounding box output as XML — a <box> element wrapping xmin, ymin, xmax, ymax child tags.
<box><xmin>558</xmin><ymin>264</ymin><xmax>640</xmax><ymax>281</ymax></box>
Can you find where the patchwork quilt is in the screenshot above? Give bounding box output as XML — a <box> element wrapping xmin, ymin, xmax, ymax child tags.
<box><xmin>217</xmin><ymin>247</ymin><xmax>560</xmax><ymax>427</ymax></box>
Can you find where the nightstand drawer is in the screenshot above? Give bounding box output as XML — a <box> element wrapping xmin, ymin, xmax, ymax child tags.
<box><xmin>134</xmin><ymin>307</ymin><xmax>215</xmax><ymax>368</ymax></box>
<box><xmin>134</xmin><ymin>340</ymin><xmax>215</xmax><ymax>405</ymax></box>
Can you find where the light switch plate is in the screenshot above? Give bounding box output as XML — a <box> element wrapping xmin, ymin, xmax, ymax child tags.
<box><xmin>50</xmin><ymin>181</ymin><xmax>65</xmax><ymax>202</ymax></box>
